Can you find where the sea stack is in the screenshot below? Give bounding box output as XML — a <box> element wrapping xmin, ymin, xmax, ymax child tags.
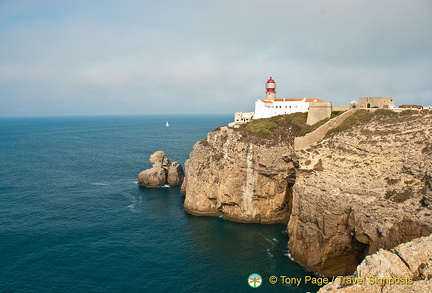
<box><xmin>138</xmin><ymin>151</ymin><xmax>184</xmax><ymax>188</ymax></box>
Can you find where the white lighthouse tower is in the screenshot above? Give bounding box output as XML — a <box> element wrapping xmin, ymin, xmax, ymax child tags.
<box><xmin>266</xmin><ymin>77</ymin><xmax>276</xmax><ymax>100</ymax></box>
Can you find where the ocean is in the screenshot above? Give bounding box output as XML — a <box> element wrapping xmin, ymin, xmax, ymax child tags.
<box><xmin>0</xmin><ymin>115</ymin><xmax>321</xmax><ymax>293</ymax></box>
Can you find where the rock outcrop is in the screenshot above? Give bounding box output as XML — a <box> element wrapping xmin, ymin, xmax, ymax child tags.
<box><xmin>182</xmin><ymin>126</ymin><xmax>298</xmax><ymax>223</ymax></box>
<box><xmin>138</xmin><ymin>151</ymin><xmax>184</xmax><ymax>188</ymax></box>
<box><xmin>288</xmin><ymin>110</ymin><xmax>432</xmax><ymax>276</ymax></box>
<box><xmin>318</xmin><ymin>234</ymin><xmax>432</xmax><ymax>292</ymax></box>
<box><xmin>182</xmin><ymin>109</ymin><xmax>432</xmax><ymax>277</ymax></box>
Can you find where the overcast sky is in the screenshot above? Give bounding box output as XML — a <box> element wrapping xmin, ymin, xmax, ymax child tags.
<box><xmin>0</xmin><ymin>0</ymin><xmax>431</xmax><ymax>116</ymax></box>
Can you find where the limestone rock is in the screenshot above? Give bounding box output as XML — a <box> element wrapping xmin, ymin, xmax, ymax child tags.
<box><xmin>138</xmin><ymin>151</ymin><xmax>184</xmax><ymax>188</ymax></box>
<box><xmin>138</xmin><ymin>167</ymin><xmax>166</xmax><ymax>188</ymax></box>
<box><xmin>167</xmin><ymin>162</ymin><xmax>184</xmax><ymax>186</ymax></box>
<box><xmin>182</xmin><ymin>110</ymin><xmax>432</xmax><ymax>277</ymax></box>
<box><xmin>288</xmin><ymin>111</ymin><xmax>432</xmax><ymax>276</ymax></box>
<box><xmin>182</xmin><ymin>126</ymin><xmax>298</xmax><ymax>224</ymax></box>
<box><xmin>318</xmin><ymin>235</ymin><xmax>432</xmax><ymax>292</ymax></box>
<box><xmin>149</xmin><ymin>150</ymin><xmax>170</xmax><ymax>168</ymax></box>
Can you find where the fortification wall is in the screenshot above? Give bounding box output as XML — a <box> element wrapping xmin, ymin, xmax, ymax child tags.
<box><xmin>332</xmin><ymin>105</ymin><xmax>350</xmax><ymax>111</ymax></box>
<box><xmin>359</xmin><ymin>97</ymin><xmax>395</xmax><ymax>109</ymax></box>
<box><xmin>295</xmin><ymin>108</ymin><xmax>357</xmax><ymax>151</ymax></box>
<box><xmin>306</xmin><ymin>102</ymin><xmax>332</xmax><ymax>125</ymax></box>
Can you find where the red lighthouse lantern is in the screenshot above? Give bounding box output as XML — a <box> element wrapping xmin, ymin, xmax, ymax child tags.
<box><xmin>266</xmin><ymin>77</ymin><xmax>276</xmax><ymax>100</ymax></box>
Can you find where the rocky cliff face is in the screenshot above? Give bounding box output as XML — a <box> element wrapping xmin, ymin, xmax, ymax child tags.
<box><xmin>182</xmin><ymin>126</ymin><xmax>298</xmax><ymax>223</ymax></box>
<box><xmin>182</xmin><ymin>110</ymin><xmax>432</xmax><ymax>277</ymax></box>
<box><xmin>318</xmin><ymin>234</ymin><xmax>432</xmax><ymax>292</ymax></box>
<box><xmin>288</xmin><ymin>111</ymin><xmax>432</xmax><ymax>276</ymax></box>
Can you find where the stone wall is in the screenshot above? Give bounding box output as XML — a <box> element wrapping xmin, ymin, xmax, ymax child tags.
<box><xmin>358</xmin><ymin>97</ymin><xmax>395</xmax><ymax>109</ymax></box>
<box><xmin>306</xmin><ymin>101</ymin><xmax>332</xmax><ymax>125</ymax></box>
<box><xmin>228</xmin><ymin>111</ymin><xmax>255</xmax><ymax>128</ymax></box>
<box><xmin>294</xmin><ymin>108</ymin><xmax>357</xmax><ymax>151</ymax></box>
<box><xmin>333</xmin><ymin>105</ymin><xmax>350</xmax><ymax>111</ymax></box>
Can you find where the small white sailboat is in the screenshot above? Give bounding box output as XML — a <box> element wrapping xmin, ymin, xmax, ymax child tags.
<box><xmin>166</xmin><ymin>121</ymin><xmax>169</xmax><ymax>127</ymax></box>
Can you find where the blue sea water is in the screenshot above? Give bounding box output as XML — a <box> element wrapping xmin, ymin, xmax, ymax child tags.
<box><xmin>0</xmin><ymin>115</ymin><xmax>321</xmax><ymax>293</ymax></box>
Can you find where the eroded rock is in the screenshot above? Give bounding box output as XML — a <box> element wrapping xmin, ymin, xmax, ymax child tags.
<box><xmin>182</xmin><ymin>126</ymin><xmax>298</xmax><ymax>224</ymax></box>
<box><xmin>288</xmin><ymin>111</ymin><xmax>432</xmax><ymax>276</ymax></box>
<box><xmin>318</xmin><ymin>234</ymin><xmax>432</xmax><ymax>292</ymax></box>
<box><xmin>138</xmin><ymin>151</ymin><xmax>184</xmax><ymax>188</ymax></box>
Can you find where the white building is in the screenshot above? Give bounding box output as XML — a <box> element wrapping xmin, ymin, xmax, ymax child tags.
<box><xmin>254</xmin><ymin>77</ymin><xmax>323</xmax><ymax>119</ymax></box>
<box><xmin>229</xmin><ymin>77</ymin><xmax>324</xmax><ymax>127</ymax></box>
<box><xmin>254</xmin><ymin>98</ymin><xmax>323</xmax><ymax>119</ymax></box>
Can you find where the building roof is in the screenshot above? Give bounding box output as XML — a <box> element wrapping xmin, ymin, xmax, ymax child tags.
<box><xmin>260</xmin><ymin>98</ymin><xmax>324</xmax><ymax>103</ymax></box>
<box><xmin>266</xmin><ymin>77</ymin><xmax>275</xmax><ymax>83</ymax></box>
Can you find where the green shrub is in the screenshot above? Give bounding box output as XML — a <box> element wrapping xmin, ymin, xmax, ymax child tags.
<box><xmin>326</xmin><ymin>110</ymin><xmax>372</xmax><ymax>137</ymax></box>
<box><xmin>237</xmin><ymin>112</ymin><xmax>321</xmax><ymax>138</ymax></box>
<box><xmin>330</xmin><ymin>111</ymin><xmax>345</xmax><ymax>119</ymax></box>
<box><xmin>399</xmin><ymin>110</ymin><xmax>418</xmax><ymax>116</ymax></box>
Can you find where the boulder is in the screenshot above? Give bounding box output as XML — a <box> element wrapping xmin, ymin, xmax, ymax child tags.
<box><xmin>318</xmin><ymin>235</ymin><xmax>432</xmax><ymax>292</ymax></box>
<box><xmin>138</xmin><ymin>167</ymin><xmax>166</xmax><ymax>188</ymax></box>
<box><xmin>138</xmin><ymin>151</ymin><xmax>184</xmax><ymax>188</ymax></box>
<box><xmin>167</xmin><ymin>162</ymin><xmax>184</xmax><ymax>186</ymax></box>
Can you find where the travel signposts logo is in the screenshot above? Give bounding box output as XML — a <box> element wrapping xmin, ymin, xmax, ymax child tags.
<box><xmin>248</xmin><ymin>273</ymin><xmax>262</xmax><ymax>288</ymax></box>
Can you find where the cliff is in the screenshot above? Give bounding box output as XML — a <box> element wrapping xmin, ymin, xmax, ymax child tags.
<box><xmin>288</xmin><ymin>110</ymin><xmax>432</xmax><ymax>276</ymax></box>
<box><xmin>182</xmin><ymin>125</ymin><xmax>297</xmax><ymax>223</ymax></box>
<box><xmin>318</xmin><ymin>234</ymin><xmax>432</xmax><ymax>292</ymax></box>
<box><xmin>182</xmin><ymin>109</ymin><xmax>432</xmax><ymax>276</ymax></box>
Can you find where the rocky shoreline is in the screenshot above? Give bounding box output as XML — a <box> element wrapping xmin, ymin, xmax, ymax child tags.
<box><xmin>181</xmin><ymin>109</ymin><xmax>432</xmax><ymax>280</ymax></box>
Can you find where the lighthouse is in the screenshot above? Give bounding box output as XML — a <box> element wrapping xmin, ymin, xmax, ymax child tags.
<box><xmin>266</xmin><ymin>77</ymin><xmax>276</xmax><ymax>100</ymax></box>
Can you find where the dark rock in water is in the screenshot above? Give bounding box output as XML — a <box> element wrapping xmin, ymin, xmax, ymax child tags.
<box><xmin>138</xmin><ymin>151</ymin><xmax>184</xmax><ymax>188</ymax></box>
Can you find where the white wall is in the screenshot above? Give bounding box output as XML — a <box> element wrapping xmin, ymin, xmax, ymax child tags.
<box><xmin>254</xmin><ymin>99</ymin><xmax>309</xmax><ymax>119</ymax></box>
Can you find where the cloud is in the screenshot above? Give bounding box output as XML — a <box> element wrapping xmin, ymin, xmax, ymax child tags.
<box><xmin>0</xmin><ymin>0</ymin><xmax>431</xmax><ymax>116</ymax></box>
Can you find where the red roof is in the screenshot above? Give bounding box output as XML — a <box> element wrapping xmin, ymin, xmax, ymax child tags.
<box><xmin>271</xmin><ymin>98</ymin><xmax>324</xmax><ymax>102</ymax></box>
<box><xmin>266</xmin><ymin>77</ymin><xmax>275</xmax><ymax>83</ymax></box>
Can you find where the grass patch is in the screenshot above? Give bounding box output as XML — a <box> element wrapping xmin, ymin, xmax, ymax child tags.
<box><xmin>236</xmin><ymin>111</ymin><xmax>346</xmax><ymax>139</ymax></box>
<box><xmin>236</xmin><ymin>112</ymin><xmax>310</xmax><ymax>138</ymax></box>
<box><xmin>399</xmin><ymin>110</ymin><xmax>418</xmax><ymax>116</ymax></box>
<box><xmin>325</xmin><ymin>110</ymin><xmax>371</xmax><ymax>137</ymax></box>
<box><xmin>330</xmin><ymin>111</ymin><xmax>345</xmax><ymax>119</ymax></box>
<box><xmin>325</xmin><ymin>109</ymin><xmax>400</xmax><ymax>137</ymax></box>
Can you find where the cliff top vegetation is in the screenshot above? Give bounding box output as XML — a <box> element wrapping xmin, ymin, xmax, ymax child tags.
<box><xmin>326</xmin><ymin>108</ymin><xmax>431</xmax><ymax>137</ymax></box>
<box><xmin>236</xmin><ymin>111</ymin><xmax>344</xmax><ymax>138</ymax></box>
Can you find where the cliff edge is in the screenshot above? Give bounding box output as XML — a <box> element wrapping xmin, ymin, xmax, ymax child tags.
<box><xmin>288</xmin><ymin>110</ymin><xmax>432</xmax><ymax>276</ymax></box>
<box><xmin>318</xmin><ymin>234</ymin><xmax>432</xmax><ymax>292</ymax></box>
<box><xmin>182</xmin><ymin>125</ymin><xmax>297</xmax><ymax>223</ymax></box>
<box><xmin>182</xmin><ymin>109</ymin><xmax>432</xmax><ymax>277</ymax></box>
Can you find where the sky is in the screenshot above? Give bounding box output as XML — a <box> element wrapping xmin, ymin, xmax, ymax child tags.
<box><xmin>0</xmin><ymin>0</ymin><xmax>431</xmax><ymax>116</ymax></box>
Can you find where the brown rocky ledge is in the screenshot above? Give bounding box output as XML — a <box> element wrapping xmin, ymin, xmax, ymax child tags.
<box><xmin>318</xmin><ymin>234</ymin><xmax>432</xmax><ymax>292</ymax></box>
